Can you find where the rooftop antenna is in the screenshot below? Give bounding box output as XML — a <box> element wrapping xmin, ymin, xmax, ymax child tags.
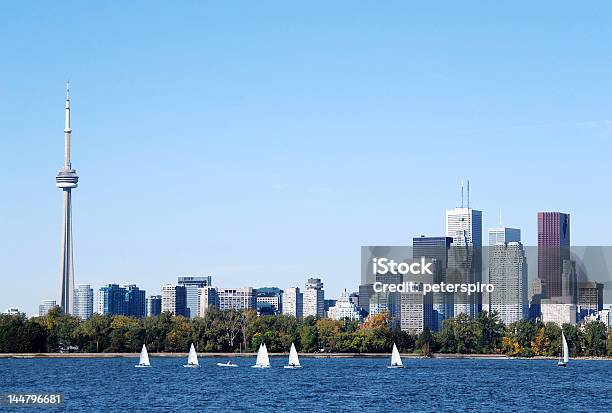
<box><xmin>467</xmin><ymin>179</ymin><xmax>470</xmax><ymax>209</ymax></box>
<box><xmin>461</xmin><ymin>180</ymin><xmax>464</xmax><ymax>208</ymax></box>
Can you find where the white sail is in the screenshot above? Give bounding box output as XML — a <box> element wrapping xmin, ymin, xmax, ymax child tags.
<box><xmin>562</xmin><ymin>331</ymin><xmax>569</xmax><ymax>364</ymax></box>
<box><xmin>288</xmin><ymin>343</ymin><xmax>300</xmax><ymax>367</ymax></box>
<box><xmin>187</xmin><ymin>343</ymin><xmax>198</xmax><ymax>366</ymax></box>
<box><xmin>254</xmin><ymin>343</ymin><xmax>271</xmax><ymax>367</ymax></box>
<box><xmin>390</xmin><ymin>343</ymin><xmax>403</xmax><ymax>367</ymax></box>
<box><xmin>139</xmin><ymin>344</ymin><xmax>150</xmax><ymax>366</ymax></box>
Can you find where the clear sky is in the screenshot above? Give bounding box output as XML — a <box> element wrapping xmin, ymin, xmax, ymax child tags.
<box><xmin>2</xmin><ymin>1</ymin><xmax>612</xmax><ymax>315</ymax></box>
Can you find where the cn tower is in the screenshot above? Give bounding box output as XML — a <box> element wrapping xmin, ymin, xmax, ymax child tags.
<box><xmin>55</xmin><ymin>82</ymin><xmax>79</xmax><ymax>314</ymax></box>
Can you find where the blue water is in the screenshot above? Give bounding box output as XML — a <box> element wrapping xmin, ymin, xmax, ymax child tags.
<box><xmin>0</xmin><ymin>357</ymin><xmax>610</xmax><ymax>412</ymax></box>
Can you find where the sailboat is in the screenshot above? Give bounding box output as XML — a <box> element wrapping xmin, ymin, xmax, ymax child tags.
<box><xmin>251</xmin><ymin>343</ymin><xmax>271</xmax><ymax>368</ymax></box>
<box><xmin>284</xmin><ymin>343</ymin><xmax>302</xmax><ymax>369</ymax></box>
<box><xmin>216</xmin><ymin>360</ymin><xmax>238</xmax><ymax>367</ymax></box>
<box><xmin>557</xmin><ymin>331</ymin><xmax>569</xmax><ymax>367</ymax></box>
<box><xmin>135</xmin><ymin>344</ymin><xmax>151</xmax><ymax>368</ymax></box>
<box><xmin>387</xmin><ymin>343</ymin><xmax>404</xmax><ymax>368</ymax></box>
<box><xmin>183</xmin><ymin>343</ymin><xmax>199</xmax><ymax>368</ymax></box>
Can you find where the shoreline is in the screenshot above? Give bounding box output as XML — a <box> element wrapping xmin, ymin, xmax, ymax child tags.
<box><xmin>1</xmin><ymin>352</ymin><xmax>610</xmax><ymax>360</ymax></box>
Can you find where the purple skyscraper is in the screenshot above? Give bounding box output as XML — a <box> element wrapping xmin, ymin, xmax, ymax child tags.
<box><xmin>537</xmin><ymin>212</ymin><xmax>570</xmax><ymax>299</ymax></box>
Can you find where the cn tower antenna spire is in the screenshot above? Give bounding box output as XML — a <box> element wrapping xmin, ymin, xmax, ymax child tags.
<box><xmin>64</xmin><ymin>81</ymin><xmax>72</xmax><ymax>169</ymax></box>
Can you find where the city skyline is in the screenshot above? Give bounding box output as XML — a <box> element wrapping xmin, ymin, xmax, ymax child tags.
<box><xmin>4</xmin><ymin>3</ymin><xmax>612</xmax><ymax>316</ymax></box>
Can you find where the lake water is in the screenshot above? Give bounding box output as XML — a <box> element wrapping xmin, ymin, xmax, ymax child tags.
<box><xmin>0</xmin><ymin>357</ymin><xmax>610</xmax><ymax>412</ymax></box>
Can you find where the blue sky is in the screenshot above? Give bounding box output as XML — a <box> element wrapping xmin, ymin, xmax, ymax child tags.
<box><xmin>2</xmin><ymin>1</ymin><xmax>612</xmax><ymax>315</ymax></box>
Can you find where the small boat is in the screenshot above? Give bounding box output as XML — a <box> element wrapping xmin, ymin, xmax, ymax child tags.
<box><xmin>284</xmin><ymin>343</ymin><xmax>302</xmax><ymax>369</ymax></box>
<box><xmin>387</xmin><ymin>343</ymin><xmax>404</xmax><ymax>368</ymax></box>
<box><xmin>217</xmin><ymin>361</ymin><xmax>238</xmax><ymax>367</ymax></box>
<box><xmin>252</xmin><ymin>343</ymin><xmax>271</xmax><ymax>368</ymax></box>
<box><xmin>557</xmin><ymin>331</ymin><xmax>569</xmax><ymax>367</ymax></box>
<box><xmin>183</xmin><ymin>343</ymin><xmax>199</xmax><ymax>368</ymax></box>
<box><xmin>135</xmin><ymin>344</ymin><xmax>151</xmax><ymax>368</ymax></box>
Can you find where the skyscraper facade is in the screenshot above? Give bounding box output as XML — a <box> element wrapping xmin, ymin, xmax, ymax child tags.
<box><xmin>73</xmin><ymin>284</ymin><xmax>93</xmax><ymax>320</ymax></box>
<box><xmin>488</xmin><ymin>227</ymin><xmax>521</xmax><ymax>246</ymax></box>
<box><xmin>56</xmin><ymin>83</ymin><xmax>79</xmax><ymax>315</ymax></box>
<box><xmin>39</xmin><ymin>300</ymin><xmax>57</xmax><ymax>317</ymax></box>
<box><xmin>445</xmin><ymin>207</ymin><xmax>483</xmax><ymax>247</ymax></box>
<box><xmin>146</xmin><ymin>295</ymin><xmax>162</xmax><ymax>317</ymax></box>
<box><xmin>96</xmin><ymin>284</ymin><xmax>127</xmax><ymax>316</ymax></box>
<box><xmin>256</xmin><ymin>287</ymin><xmax>283</xmax><ymax>315</ymax></box>
<box><xmin>413</xmin><ymin>236</ymin><xmax>453</xmax><ymax>329</ymax></box>
<box><xmin>197</xmin><ymin>287</ymin><xmax>219</xmax><ymax>317</ymax></box>
<box><xmin>537</xmin><ymin>212</ymin><xmax>570</xmax><ymax>299</ymax></box>
<box><xmin>282</xmin><ymin>287</ymin><xmax>303</xmax><ymax>319</ymax></box>
<box><xmin>177</xmin><ymin>276</ymin><xmax>212</xmax><ymax>319</ymax></box>
<box><xmin>577</xmin><ymin>282</ymin><xmax>604</xmax><ymax>313</ymax></box>
<box><xmin>161</xmin><ymin>284</ymin><xmax>188</xmax><ymax>316</ymax></box>
<box><xmin>446</xmin><ymin>206</ymin><xmax>483</xmax><ymax>318</ymax></box>
<box><xmin>488</xmin><ymin>242</ymin><xmax>529</xmax><ymax>325</ymax></box>
<box><xmin>125</xmin><ymin>285</ymin><xmax>146</xmax><ymax>318</ymax></box>
<box><xmin>303</xmin><ymin>278</ymin><xmax>325</xmax><ymax>318</ymax></box>
<box><xmin>217</xmin><ymin>287</ymin><xmax>257</xmax><ymax>311</ymax></box>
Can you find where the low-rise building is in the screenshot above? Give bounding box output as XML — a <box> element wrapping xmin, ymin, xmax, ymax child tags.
<box><xmin>541</xmin><ymin>301</ymin><xmax>577</xmax><ymax>326</ymax></box>
<box><xmin>327</xmin><ymin>290</ymin><xmax>361</xmax><ymax>321</ymax></box>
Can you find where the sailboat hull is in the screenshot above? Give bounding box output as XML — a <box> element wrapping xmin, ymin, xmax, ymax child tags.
<box><xmin>251</xmin><ymin>365</ymin><xmax>271</xmax><ymax>368</ymax></box>
<box><xmin>135</xmin><ymin>365</ymin><xmax>151</xmax><ymax>368</ymax></box>
<box><xmin>183</xmin><ymin>364</ymin><xmax>199</xmax><ymax>368</ymax></box>
<box><xmin>217</xmin><ymin>363</ymin><xmax>238</xmax><ymax>367</ymax></box>
<box><xmin>284</xmin><ymin>365</ymin><xmax>302</xmax><ymax>369</ymax></box>
<box><xmin>387</xmin><ymin>365</ymin><xmax>404</xmax><ymax>369</ymax></box>
<box><xmin>557</xmin><ymin>362</ymin><xmax>567</xmax><ymax>367</ymax></box>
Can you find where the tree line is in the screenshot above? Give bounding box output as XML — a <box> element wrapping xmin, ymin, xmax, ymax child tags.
<box><xmin>1</xmin><ymin>306</ymin><xmax>611</xmax><ymax>357</ymax></box>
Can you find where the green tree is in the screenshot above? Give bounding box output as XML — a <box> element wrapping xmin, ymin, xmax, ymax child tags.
<box><xmin>300</xmin><ymin>325</ymin><xmax>319</xmax><ymax>352</ymax></box>
<box><xmin>582</xmin><ymin>321</ymin><xmax>607</xmax><ymax>356</ymax></box>
<box><xmin>475</xmin><ymin>311</ymin><xmax>504</xmax><ymax>353</ymax></box>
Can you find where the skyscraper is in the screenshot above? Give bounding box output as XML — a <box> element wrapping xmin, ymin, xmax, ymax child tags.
<box><xmin>488</xmin><ymin>242</ymin><xmax>528</xmax><ymax>325</ymax></box>
<box><xmin>446</xmin><ymin>208</ymin><xmax>483</xmax><ymax>246</ymax></box>
<box><xmin>577</xmin><ymin>282</ymin><xmax>604</xmax><ymax>314</ymax></box>
<box><xmin>413</xmin><ymin>236</ymin><xmax>453</xmax><ymax>330</ymax></box>
<box><xmin>197</xmin><ymin>287</ymin><xmax>219</xmax><ymax>317</ymax></box>
<box><xmin>161</xmin><ymin>284</ymin><xmax>188</xmax><ymax>316</ymax></box>
<box><xmin>73</xmin><ymin>284</ymin><xmax>93</xmax><ymax>320</ymax></box>
<box><xmin>282</xmin><ymin>287</ymin><xmax>303</xmax><ymax>319</ymax></box>
<box><xmin>537</xmin><ymin>212</ymin><xmax>570</xmax><ymax>299</ymax></box>
<box><xmin>488</xmin><ymin>227</ymin><xmax>521</xmax><ymax>246</ymax></box>
<box><xmin>146</xmin><ymin>295</ymin><xmax>162</xmax><ymax>317</ymax></box>
<box><xmin>96</xmin><ymin>284</ymin><xmax>127</xmax><ymax>316</ymax></box>
<box><xmin>124</xmin><ymin>285</ymin><xmax>146</xmax><ymax>318</ymax></box>
<box><xmin>446</xmin><ymin>187</ymin><xmax>483</xmax><ymax>318</ymax></box>
<box><xmin>303</xmin><ymin>278</ymin><xmax>325</xmax><ymax>318</ymax></box>
<box><xmin>177</xmin><ymin>276</ymin><xmax>212</xmax><ymax>319</ymax></box>
<box><xmin>39</xmin><ymin>300</ymin><xmax>57</xmax><ymax>317</ymax></box>
<box><xmin>56</xmin><ymin>83</ymin><xmax>79</xmax><ymax>315</ymax></box>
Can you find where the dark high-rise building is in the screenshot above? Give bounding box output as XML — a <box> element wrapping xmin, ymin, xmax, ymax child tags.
<box><xmin>146</xmin><ymin>295</ymin><xmax>162</xmax><ymax>317</ymax></box>
<box><xmin>125</xmin><ymin>285</ymin><xmax>146</xmax><ymax>318</ymax></box>
<box><xmin>97</xmin><ymin>284</ymin><xmax>127</xmax><ymax>316</ymax></box>
<box><xmin>538</xmin><ymin>212</ymin><xmax>570</xmax><ymax>299</ymax></box>
<box><xmin>177</xmin><ymin>276</ymin><xmax>212</xmax><ymax>319</ymax></box>
<box><xmin>413</xmin><ymin>236</ymin><xmax>453</xmax><ymax>330</ymax></box>
<box><xmin>577</xmin><ymin>282</ymin><xmax>604</xmax><ymax>313</ymax></box>
<box><xmin>413</xmin><ymin>236</ymin><xmax>453</xmax><ymax>271</ymax></box>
